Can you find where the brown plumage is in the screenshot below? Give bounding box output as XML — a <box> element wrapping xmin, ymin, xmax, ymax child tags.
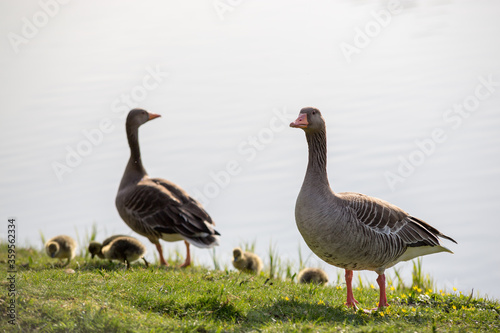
<box><xmin>232</xmin><ymin>247</ymin><xmax>263</xmax><ymax>274</ymax></box>
<box><xmin>45</xmin><ymin>235</ymin><xmax>77</xmax><ymax>267</ymax></box>
<box><xmin>88</xmin><ymin>234</ymin><xmax>130</xmax><ymax>259</ymax></box>
<box><xmin>116</xmin><ymin>109</ymin><xmax>220</xmax><ymax>267</ymax></box>
<box><xmin>297</xmin><ymin>268</ymin><xmax>329</xmax><ymax>285</ymax></box>
<box><xmin>101</xmin><ymin>236</ymin><xmax>149</xmax><ymax>269</ymax></box>
<box><xmin>290</xmin><ymin>107</ymin><xmax>457</xmax><ymax>309</ymax></box>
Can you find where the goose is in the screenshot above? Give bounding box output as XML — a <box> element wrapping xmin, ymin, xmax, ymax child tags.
<box><xmin>297</xmin><ymin>268</ymin><xmax>329</xmax><ymax>285</ymax></box>
<box><xmin>88</xmin><ymin>234</ymin><xmax>129</xmax><ymax>259</ymax></box>
<box><xmin>101</xmin><ymin>236</ymin><xmax>149</xmax><ymax>269</ymax></box>
<box><xmin>232</xmin><ymin>247</ymin><xmax>263</xmax><ymax>274</ymax></box>
<box><xmin>116</xmin><ymin>109</ymin><xmax>220</xmax><ymax>268</ymax></box>
<box><xmin>45</xmin><ymin>235</ymin><xmax>77</xmax><ymax>267</ymax></box>
<box><xmin>290</xmin><ymin>107</ymin><xmax>457</xmax><ymax>309</ymax></box>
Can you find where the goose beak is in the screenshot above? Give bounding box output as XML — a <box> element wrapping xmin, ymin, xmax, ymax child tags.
<box><xmin>290</xmin><ymin>113</ymin><xmax>308</xmax><ymax>128</ymax></box>
<box><xmin>148</xmin><ymin>113</ymin><xmax>161</xmax><ymax>120</ymax></box>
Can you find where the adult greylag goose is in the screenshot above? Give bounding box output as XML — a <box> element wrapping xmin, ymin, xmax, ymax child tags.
<box><xmin>45</xmin><ymin>235</ymin><xmax>77</xmax><ymax>267</ymax></box>
<box><xmin>290</xmin><ymin>107</ymin><xmax>457</xmax><ymax>309</ymax></box>
<box><xmin>297</xmin><ymin>268</ymin><xmax>329</xmax><ymax>285</ymax></box>
<box><xmin>101</xmin><ymin>236</ymin><xmax>149</xmax><ymax>269</ymax></box>
<box><xmin>88</xmin><ymin>234</ymin><xmax>129</xmax><ymax>259</ymax></box>
<box><xmin>116</xmin><ymin>109</ymin><xmax>220</xmax><ymax>267</ymax></box>
<box><xmin>232</xmin><ymin>247</ymin><xmax>263</xmax><ymax>274</ymax></box>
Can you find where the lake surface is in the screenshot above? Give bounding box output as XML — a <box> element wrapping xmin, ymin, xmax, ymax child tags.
<box><xmin>1</xmin><ymin>1</ymin><xmax>499</xmax><ymax>299</ymax></box>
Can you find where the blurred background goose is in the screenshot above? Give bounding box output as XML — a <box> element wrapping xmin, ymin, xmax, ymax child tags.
<box><xmin>116</xmin><ymin>109</ymin><xmax>220</xmax><ymax>268</ymax></box>
<box><xmin>101</xmin><ymin>236</ymin><xmax>148</xmax><ymax>269</ymax></box>
<box><xmin>232</xmin><ymin>247</ymin><xmax>263</xmax><ymax>274</ymax></box>
<box><xmin>297</xmin><ymin>268</ymin><xmax>329</xmax><ymax>285</ymax></box>
<box><xmin>290</xmin><ymin>107</ymin><xmax>457</xmax><ymax>309</ymax></box>
<box><xmin>45</xmin><ymin>235</ymin><xmax>77</xmax><ymax>267</ymax></box>
<box><xmin>88</xmin><ymin>234</ymin><xmax>129</xmax><ymax>259</ymax></box>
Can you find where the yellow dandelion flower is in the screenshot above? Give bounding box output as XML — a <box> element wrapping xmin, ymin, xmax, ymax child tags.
<box><xmin>452</xmin><ymin>305</ymin><xmax>456</xmax><ymax>310</ymax></box>
<box><xmin>412</xmin><ymin>308</ymin><xmax>416</xmax><ymax>312</ymax></box>
<box><xmin>390</xmin><ymin>286</ymin><xmax>395</xmax><ymax>291</ymax></box>
<box><xmin>453</xmin><ymin>287</ymin><xmax>457</xmax><ymax>291</ymax></box>
<box><xmin>336</xmin><ymin>285</ymin><xmax>342</xmax><ymax>290</ymax></box>
<box><xmin>439</xmin><ymin>289</ymin><xmax>443</xmax><ymax>294</ymax></box>
<box><xmin>318</xmin><ymin>300</ymin><xmax>325</xmax><ymax>305</ymax></box>
<box><xmin>401</xmin><ymin>293</ymin><xmax>407</xmax><ymax>299</ymax></box>
<box><xmin>413</xmin><ymin>286</ymin><xmax>418</xmax><ymax>290</ymax></box>
<box><xmin>417</xmin><ymin>288</ymin><xmax>422</xmax><ymax>293</ymax></box>
<box><xmin>379</xmin><ymin>312</ymin><xmax>385</xmax><ymax>317</ymax></box>
<box><xmin>427</xmin><ymin>289</ymin><xmax>433</xmax><ymax>293</ymax></box>
<box><xmin>401</xmin><ymin>309</ymin><xmax>407</xmax><ymax>313</ymax></box>
<box><xmin>285</xmin><ymin>297</ymin><xmax>289</xmax><ymax>301</ymax></box>
<box><xmin>370</xmin><ymin>284</ymin><xmax>375</xmax><ymax>289</ymax></box>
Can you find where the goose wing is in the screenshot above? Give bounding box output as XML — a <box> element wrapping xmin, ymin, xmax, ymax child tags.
<box><xmin>122</xmin><ymin>177</ymin><xmax>219</xmax><ymax>244</ymax></box>
<box><xmin>339</xmin><ymin>192</ymin><xmax>456</xmax><ymax>248</ymax></box>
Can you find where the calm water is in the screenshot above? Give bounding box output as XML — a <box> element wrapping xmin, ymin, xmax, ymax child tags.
<box><xmin>1</xmin><ymin>1</ymin><xmax>499</xmax><ymax>299</ymax></box>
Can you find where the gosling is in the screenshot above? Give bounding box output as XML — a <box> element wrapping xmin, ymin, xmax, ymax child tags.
<box><xmin>101</xmin><ymin>236</ymin><xmax>148</xmax><ymax>269</ymax></box>
<box><xmin>297</xmin><ymin>268</ymin><xmax>329</xmax><ymax>285</ymax></box>
<box><xmin>88</xmin><ymin>234</ymin><xmax>128</xmax><ymax>259</ymax></box>
<box><xmin>232</xmin><ymin>247</ymin><xmax>263</xmax><ymax>274</ymax></box>
<box><xmin>45</xmin><ymin>235</ymin><xmax>77</xmax><ymax>267</ymax></box>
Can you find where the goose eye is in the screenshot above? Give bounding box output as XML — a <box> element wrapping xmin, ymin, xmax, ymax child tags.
<box><xmin>312</xmin><ymin>110</ymin><xmax>316</xmax><ymax>115</ymax></box>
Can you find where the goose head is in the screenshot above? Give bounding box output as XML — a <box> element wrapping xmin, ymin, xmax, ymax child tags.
<box><xmin>126</xmin><ymin>108</ymin><xmax>161</xmax><ymax>129</ymax></box>
<box><xmin>290</xmin><ymin>107</ymin><xmax>325</xmax><ymax>133</ymax></box>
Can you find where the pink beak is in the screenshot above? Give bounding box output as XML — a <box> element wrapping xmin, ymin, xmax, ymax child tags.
<box><xmin>290</xmin><ymin>113</ymin><xmax>308</xmax><ymax>128</ymax></box>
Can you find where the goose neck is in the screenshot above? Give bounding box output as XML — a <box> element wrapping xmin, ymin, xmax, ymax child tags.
<box><xmin>121</xmin><ymin>124</ymin><xmax>147</xmax><ymax>187</ymax></box>
<box><xmin>304</xmin><ymin>129</ymin><xmax>330</xmax><ymax>188</ymax></box>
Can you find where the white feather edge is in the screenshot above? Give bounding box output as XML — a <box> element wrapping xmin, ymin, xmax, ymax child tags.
<box><xmin>397</xmin><ymin>245</ymin><xmax>453</xmax><ymax>263</ymax></box>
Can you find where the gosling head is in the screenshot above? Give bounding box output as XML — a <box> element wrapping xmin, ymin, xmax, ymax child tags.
<box><xmin>46</xmin><ymin>242</ymin><xmax>59</xmax><ymax>258</ymax></box>
<box><xmin>233</xmin><ymin>247</ymin><xmax>243</xmax><ymax>260</ymax></box>
<box><xmin>88</xmin><ymin>241</ymin><xmax>103</xmax><ymax>259</ymax></box>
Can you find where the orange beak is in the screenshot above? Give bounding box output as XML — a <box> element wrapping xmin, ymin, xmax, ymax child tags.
<box><xmin>290</xmin><ymin>113</ymin><xmax>308</xmax><ymax>128</ymax></box>
<box><xmin>148</xmin><ymin>113</ymin><xmax>161</xmax><ymax>120</ymax></box>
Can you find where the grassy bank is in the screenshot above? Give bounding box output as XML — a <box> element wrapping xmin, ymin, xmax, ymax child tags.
<box><xmin>1</xmin><ymin>244</ymin><xmax>499</xmax><ymax>332</ymax></box>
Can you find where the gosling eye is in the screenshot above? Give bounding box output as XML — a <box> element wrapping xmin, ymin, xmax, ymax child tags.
<box><xmin>312</xmin><ymin>110</ymin><xmax>316</xmax><ymax>115</ymax></box>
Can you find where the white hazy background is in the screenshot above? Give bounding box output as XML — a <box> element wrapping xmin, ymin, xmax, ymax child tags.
<box><xmin>1</xmin><ymin>1</ymin><xmax>499</xmax><ymax>299</ymax></box>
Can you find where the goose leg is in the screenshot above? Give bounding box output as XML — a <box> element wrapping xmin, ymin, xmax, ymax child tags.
<box><xmin>376</xmin><ymin>274</ymin><xmax>389</xmax><ymax>308</ymax></box>
<box><xmin>180</xmin><ymin>241</ymin><xmax>191</xmax><ymax>268</ymax></box>
<box><xmin>345</xmin><ymin>270</ymin><xmax>359</xmax><ymax>308</ymax></box>
<box><xmin>155</xmin><ymin>243</ymin><xmax>169</xmax><ymax>266</ymax></box>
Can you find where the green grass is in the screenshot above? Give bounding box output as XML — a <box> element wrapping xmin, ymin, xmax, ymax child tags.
<box><xmin>1</xmin><ymin>244</ymin><xmax>499</xmax><ymax>332</ymax></box>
